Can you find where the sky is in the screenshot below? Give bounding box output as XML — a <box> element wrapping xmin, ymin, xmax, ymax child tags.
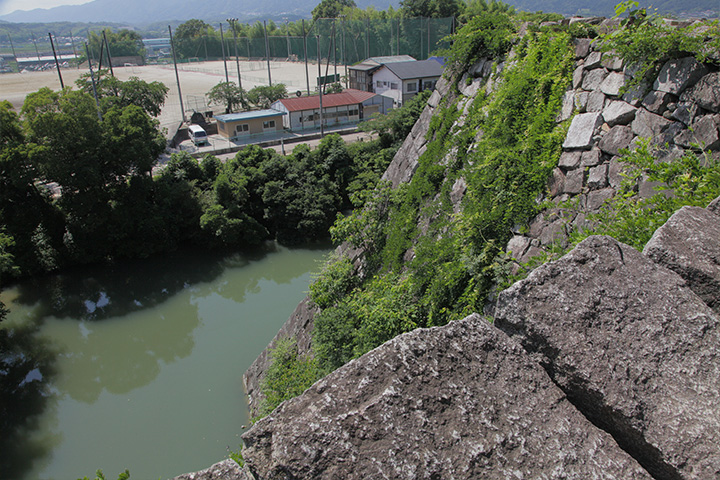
<box><xmin>0</xmin><ymin>0</ymin><xmax>92</xmax><ymax>15</ymax></box>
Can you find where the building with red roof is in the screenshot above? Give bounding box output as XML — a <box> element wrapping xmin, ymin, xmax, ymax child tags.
<box><xmin>271</xmin><ymin>88</ymin><xmax>392</xmax><ymax>131</ymax></box>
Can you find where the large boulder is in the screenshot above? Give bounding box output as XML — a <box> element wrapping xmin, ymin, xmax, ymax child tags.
<box><xmin>632</xmin><ymin>107</ymin><xmax>682</xmax><ymax>144</ymax></box>
<box><xmin>674</xmin><ymin>114</ymin><xmax>720</xmax><ymax>151</ymax></box>
<box><xmin>644</xmin><ymin>206</ymin><xmax>720</xmax><ymax>312</ymax></box>
<box><xmin>582</xmin><ymin>68</ymin><xmax>608</xmax><ymax>91</ymax></box>
<box><xmin>495</xmin><ymin>236</ymin><xmax>720</xmax><ymax>480</ymax></box>
<box><xmin>600</xmin><ymin>71</ymin><xmax>626</xmax><ymax>96</ymax></box>
<box><xmin>170</xmin><ymin>460</ymin><xmax>246</xmax><ymax>480</ymax></box>
<box><xmin>653</xmin><ymin>57</ymin><xmax>709</xmax><ymax>95</ymax></box>
<box><xmin>683</xmin><ymin>72</ymin><xmax>720</xmax><ymax>112</ymax></box>
<box><xmin>642</xmin><ymin>90</ymin><xmax>676</xmax><ymax>114</ymax></box>
<box><xmin>242</xmin><ymin>314</ymin><xmax>653</xmax><ymax>480</ymax></box>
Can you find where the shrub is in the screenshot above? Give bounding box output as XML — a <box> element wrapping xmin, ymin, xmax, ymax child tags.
<box><xmin>258</xmin><ymin>337</ymin><xmax>320</xmax><ymax>418</ymax></box>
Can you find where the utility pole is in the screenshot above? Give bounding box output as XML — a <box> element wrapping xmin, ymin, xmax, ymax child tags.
<box><xmin>365</xmin><ymin>17</ymin><xmax>369</xmax><ymax>59</ymax></box>
<box><xmin>69</xmin><ymin>32</ymin><xmax>79</xmax><ymax>69</ymax></box>
<box><xmin>303</xmin><ymin>19</ymin><xmax>310</xmax><ymax>95</ymax></box>
<box><xmin>220</xmin><ymin>23</ymin><xmax>229</xmax><ymax>83</ymax></box>
<box><xmin>48</xmin><ymin>32</ymin><xmax>64</xmax><ymax>89</ymax></box>
<box><xmin>340</xmin><ymin>15</ymin><xmax>347</xmax><ymax>88</ymax></box>
<box><xmin>169</xmin><ymin>25</ymin><xmax>186</xmax><ymax>123</ymax></box>
<box><xmin>427</xmin><ymin>17</ymin><xmax>430</xmax><ymax>60</ymax></box>
<box><xmin>228</xmin><ymin>18</ymin><xmax>242</xmax><ymax>89</ymax></box>
<box><xmin>333</xmin><ymin>19</ymin><xmax>337</xmax><ymax>80</ymax></box>
<box><xmin>323</xmin><ymin>21</ymin><xmax>335</xmax><ymax>94</ymax></box>
<box><xmin>264</xmin><ymin>20</ymin><xmax>272</xmax><ymax>86</ymax></box>
<box><xmin>85</xmin><ymin>42</ymin><xmax>102</xmax><ymax>121</ymax></box>
<box><xmin>7</xmin><ymin>34</ymin><xmax>17</xmax><ymax>65</ymax></box>
<box><xmin>284</xmin><ymin>18</ymin><xmax>291</xmax><ymax>58</ymax></box>
<box><xmin>31</xmin><ymin>32</ymin><xmax>40</xmax><ymax>61</ymax></box>
<box><xmin>397</xmin><ymin>18</ymin><xmax>400</xmax><ymax>56</ymax></box>
<box><xmin>102</xmin><ymin>30</ymin><xmax>114</xmax><ymax>76</ymax></box>
<box><xmin>317</xmin><ymin>36</ymin><xmax>324</xmax><ymax>138</ymax></box>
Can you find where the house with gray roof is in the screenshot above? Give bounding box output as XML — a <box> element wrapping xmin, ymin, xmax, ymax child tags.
<box><xmin>348</xmin><ymin>55</ymin><xmax>416</xmax><ymax>92</ymax></box>
<box><xmin>372</xmin><ymin>59</ymin><xmax>444</xmax><ymax>106</ymax></box>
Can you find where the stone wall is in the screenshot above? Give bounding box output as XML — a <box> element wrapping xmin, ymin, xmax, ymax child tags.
<box><xmin>508</xmin><ymin>40</ymin><xmax>720</xmax><ymax>264</ymax></box>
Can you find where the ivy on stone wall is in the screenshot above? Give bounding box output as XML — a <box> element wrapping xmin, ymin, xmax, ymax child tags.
<box><xmin>310</xmin><ymin>23</ymin><xmax>575</xmax><ymax>373</ymax></box>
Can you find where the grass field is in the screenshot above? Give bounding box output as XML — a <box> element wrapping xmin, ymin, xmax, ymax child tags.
<box><xmin>0</xmin><ymin>59</ymin><xmax>332</xmax><ymax>135</ymax></box>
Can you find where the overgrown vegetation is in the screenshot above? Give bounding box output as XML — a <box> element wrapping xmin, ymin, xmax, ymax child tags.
<box><xmin>304</xmin><ymin>11</ymin><xmax>575</xmax><ymax>378</ymax></box>
<box><xmin>258</xmin><ymin>337</ymin><xmax>319</xmax><ymax>418</ymax></box>
<box><xmin>569</xmin><ymin>141</ymin><xmax>719</xmax><ymax>250</ymax></box>
<box><xmin>601</xmin><ymin>1</ymin><xmax>720</xmax><ymax>89</ymax></box>
<box><xmin>77</xmin><ymin>469</ymin><xmax>130</xmax><ymax>480</ymax></box>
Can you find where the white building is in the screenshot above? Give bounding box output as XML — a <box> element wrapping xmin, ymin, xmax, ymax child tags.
<box><xmin>271</xmin><ymin>89</ymin><xmax>393</xmax><ymax>131</ymax></box>
<box><xmin>373</xmin><ymin>59</ymin><xmax>444</xmax><ymax>107</ymax></box>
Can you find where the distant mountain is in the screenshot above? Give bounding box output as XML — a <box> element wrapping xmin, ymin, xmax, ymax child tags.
<box><xmin>0</xmin><ymin>0</ymin><xmax>399</xmax><ymax>25</ymax></box>
<box><xmin>505</xmin><ymin>0</ymin><xmax>718</xmax><ymax>18</ymax></box>
<box><xmin>0</xmin><ymin>0</ymin><xmax>715</xmax><ymax>26</ymax></box>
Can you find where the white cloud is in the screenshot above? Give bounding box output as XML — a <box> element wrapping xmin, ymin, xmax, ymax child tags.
<box><xmin>0</xmin><ymin>0</ymin><xmax>93</xmax><ymax>16</ymax></box>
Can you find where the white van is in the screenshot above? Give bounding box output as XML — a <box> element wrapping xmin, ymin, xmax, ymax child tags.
<box><xmin>188</xmin><ymin>125</ymin><xmax>209</xmax><ymax>146</ymax></box>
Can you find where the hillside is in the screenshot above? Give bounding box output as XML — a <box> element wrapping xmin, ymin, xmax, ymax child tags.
<box><xmin>1</xmin><ymin>0</ymin><xmax>717</xmax><ymax>25</ymax></box>
<box><xmin>223</xmin><ymin>10</ymin><xmax>720</xmax><ymax>480</ymax></box>
<box><xmin>0</xmin><ymin>0</ymin><xmax>398</xmax><ymax>25</ymax></box>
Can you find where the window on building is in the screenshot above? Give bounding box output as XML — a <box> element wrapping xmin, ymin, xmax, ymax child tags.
<box><xmin>235</xmin><ymin>124</ymin><xmax>249</xmax><ymax>133</ymax></box>
<box><xmin>407</xmin><ymin>82</ymin><xmax>417</xmax><ymax>92</ymax></box>
<box><xmin>263</xmin><ymin>120</ymin><xmax>276</xmax><ymax>129</ymax></box>
<box><xmin>348</xmin><ymin>108</ymin><xmax>359</xmax><ymax>116</ymax></box>
<box><xmin>423</xmin><ymin>80</ymin><xmax>435</xmax><ymax>90</ymax></box>
<box><xmin>391</xmin><ymin>82</ymin><xmax>399</xmax><ymax>90</ymax></box>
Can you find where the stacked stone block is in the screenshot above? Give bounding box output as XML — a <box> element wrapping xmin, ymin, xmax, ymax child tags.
<box><xmin>508</xmin><ymin>37</ymin><xmax>720</xmax><ymax>264</ymax></box>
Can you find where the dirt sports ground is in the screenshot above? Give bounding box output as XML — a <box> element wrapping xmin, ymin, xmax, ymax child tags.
<box><xmin>0</xmin><ymin>59</ymin><xmax>331</xmax><ymax>136</ymax></box>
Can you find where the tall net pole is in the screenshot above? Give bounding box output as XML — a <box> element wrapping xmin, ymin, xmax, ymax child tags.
<box><xmin>220</xmin><ymin>23</ymin><xmax>229</xmax><ymax>83</ymax></box>
<box><xmin>168</xmin><ymin>25</ymin><xmax>186</xmax><ymax>123</ymax></box>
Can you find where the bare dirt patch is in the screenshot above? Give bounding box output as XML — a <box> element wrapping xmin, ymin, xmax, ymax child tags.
<box><xmin>0</xmin><ymin>60</ymin><xmax>327</xmax><ymax>135</ymax></box>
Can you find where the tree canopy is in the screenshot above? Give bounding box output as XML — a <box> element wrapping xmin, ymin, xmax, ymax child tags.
<box><xmin>312</xmin><ymin>0</ymin><xmax>357</xmax><ymax>19</ymax></box>
<box><xmin>87</xmin><ymin>29</ymin><xmax>145</xmax><ymax>60</ymax></box>
<box><xmin>207</xmin><ymin>82</ymin><xmax>247</xmax><ymax>113</ymax></box>
<box><xmin>75</xmin><ymin>71</ymin><xmax>169</xmax><ymax>117</ymax></box>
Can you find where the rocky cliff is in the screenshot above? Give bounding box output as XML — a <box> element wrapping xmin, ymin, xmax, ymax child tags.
<box><xmin>176</xmin><ymin>14</ymin><xmax>720</xmax><ymax>480</ymax></box>
<box><xmin>236</xmin><ymin>197</ymin><xmax>720</xmax><ymax>480</ymax></box>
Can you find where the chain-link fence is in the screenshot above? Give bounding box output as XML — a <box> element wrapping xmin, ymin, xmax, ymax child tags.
<box><xmin>162</xmin><ymin>16</ymin><xmax>454</xmax><ymax>65</ymax></box>
<box><xmin>1</xmin><ymin>17</ymin><xmax>454</xmax><ymax>73</ymax></box>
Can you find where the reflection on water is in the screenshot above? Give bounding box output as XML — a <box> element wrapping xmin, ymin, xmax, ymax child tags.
<box><xmin>0</xmin><ymin>242</ymin><xmax>331</xmax><ymax>480</ymax></box>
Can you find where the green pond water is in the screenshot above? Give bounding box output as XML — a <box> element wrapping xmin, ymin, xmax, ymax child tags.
<box><xmin>0</xmin><ymin>242</ymin><xmax>330</xmax><ymax>480</ymax></box>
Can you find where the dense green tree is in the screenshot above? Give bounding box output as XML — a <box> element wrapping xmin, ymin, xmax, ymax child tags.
<box><xmin>75</xmin><ymin>71</ymin><xmax>169</xmax><ymax>117</ymax></box>
<box><xmin>0</xmin><ymin>101</ymin><xmax>63</xmax><ymax>274</ymax></box>
<box><xmin>173</xmin><ymin>19</ymin><xmax>222</xmax><ymax>59</ymax></box>
<box><xmin>206</xmin><ymin>81</ymin><xmax>247</xmax><ymax>113</ymax></box>
<box><xmin>175</xmin><ymin>19</ymin><xmax>213</xmax><ymax>40</ymax></box>
<box><xmin>0</xmin><ymin>229</ymin><xmax>15</xmax><ymax>320</ymax></box>
<box><xmin>246</xmin><ymin>84</ymin><xmax>288</xmax><ymax>109</ymax></box>
<box><xmin>459</xmin><ymin>0</ymin><xmax>514</xmax><ymax>23</ymax></box>
<box><xmin>21</xmin><ymin>86</ymin><xmax>167</xmax><ymax>262</ymax></box>
<box><xmin>87</xmin><ymin>29</ymin><xmax>145</xmax><ymax>60</ymax></box>
<box><xmin>312</xmin><ymin>0</ymin><xmax>357</xmax><ymax>19</ymax></box>
<box><xmin>400</xmin><ymin>0</ymin><xmax>464</xmax><ymax>17</ymax></box>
